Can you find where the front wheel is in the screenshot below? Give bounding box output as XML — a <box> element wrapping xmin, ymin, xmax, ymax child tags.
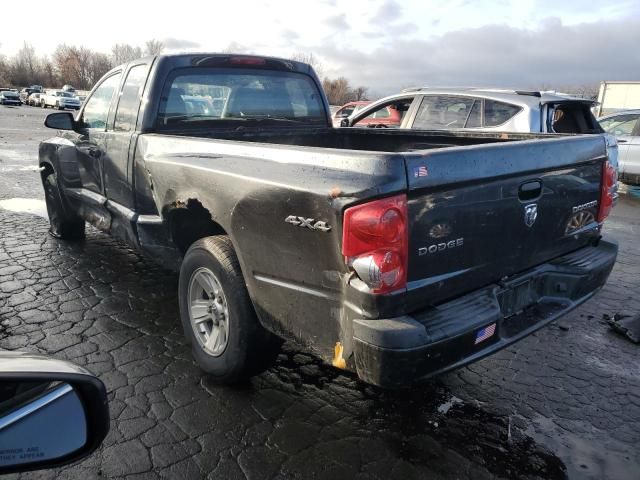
<box><xmin>178</xmin><ymin>236</ymin><xmax>281</xmax><ymax>383</ymax></box>
<box><xmin>42</xmin><ymin>170</ymin><xmax>85</xmax><ymax>240</ymax></box>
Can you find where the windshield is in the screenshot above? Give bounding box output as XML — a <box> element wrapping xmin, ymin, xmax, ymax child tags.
<box><xmin>57</xmin><ymin>92</ymin><xmax>74</xmax><ymax>98</ymax></box>
<box><xmin>157</xmin><ymin>68</ymin><xmax>326</xmax><ymax>129</ymax></box>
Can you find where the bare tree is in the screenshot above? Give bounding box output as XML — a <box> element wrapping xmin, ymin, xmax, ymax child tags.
<box><xmin>111</xmin><ymin>44</ymin><xmax>143</xmax><ymax>65</ymax></box>
<box><xmin>53</xmin><ymin>45</ymin><xmax>110</xmax><ymax>89</ymax></box>
<box><xmin>9</xmin><ymin>42</ymin><xmax>38</xmax><ymax>86</ymax></box>
<box><xmin>353</xmin><ymin>86</ymin><xmax>369</xmax><ymax>101</ymax></box>
<box><xmin>291</xmin><ymin>52</ymin><xmax>323</xmax><ymax>78</ymax></box>
<box><xmin>0</xmin><ymin>53</ymin><xmax>9</xmax><ymax>86</ymax></box>
<box><xmin>38</xmin><ymin>56</ymin><xmax>57</xmax><ymax>87</ymax></box>
<box><xmin>89</xmin><ymin>52</ymin><xmax>112</xmax><ymax>85</ymax></box>
<box><xmin>145</xmin><ymin>39</ymin><xmax>165</xmax><ymax>56</ymax></box>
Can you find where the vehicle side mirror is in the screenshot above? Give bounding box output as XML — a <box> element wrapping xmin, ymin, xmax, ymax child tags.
<box><xmin>340</xmin><ymin>118</ymin><xmax>350</xmax><ymax>128</ymax></box>
<box><xmin>44</xmin><ymin>112</ymin><xmax>75</xmax><ymax>131</ymax></box>
<box><xmin>0</xmin><ymin>352</ymin><xmax>109</xmax><ymax>475</ymax></box>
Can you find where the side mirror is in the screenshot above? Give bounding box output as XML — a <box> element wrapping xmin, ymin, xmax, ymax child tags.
<box><xmin>44</xmin><ymin>112</ymin><xmax>75</xmax><ymax>131</ymax></box>
<box><xmin>0</xmin><ymin>351</ymin><xmax>109</xmax><ymax>474</ymax></box>
<box><xmin>340</xmin><ymin>118</ymin><xmax>350</xmax><ymax>128</ymax></box>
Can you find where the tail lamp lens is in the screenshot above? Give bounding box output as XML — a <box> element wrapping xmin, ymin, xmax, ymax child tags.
<box><xmin>597</xmin><ymin>161</ymin><xmax>616</xmax><ymax>223</ymax></box>
<box><xmin>342</xmin><ymin>194</ymin><xmax>408</xmax><ymax>294</ymax></box>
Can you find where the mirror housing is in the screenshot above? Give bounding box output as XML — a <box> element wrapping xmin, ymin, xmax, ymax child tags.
<box><xmin>340</xmin><ymin>118</ymin><xmax>350</xmax><ymax>128</ymax></box>
<box><xmin>44</xmin><ymin>112</ymin><xmax>75</xmax><ymax>131</ymax></box>
<box><xmin>0</xmin><ymin>351</ymin><xmax>109</xmax><ymax>474</ymax></box>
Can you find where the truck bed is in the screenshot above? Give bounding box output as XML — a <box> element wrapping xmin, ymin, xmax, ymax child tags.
<box><xmin>155</xmin><ymin>126</ymin><xmax>556</xmax><ymax>153</ymax></box>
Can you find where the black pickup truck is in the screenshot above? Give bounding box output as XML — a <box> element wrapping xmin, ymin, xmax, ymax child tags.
<box><xmin>39</xmin><ymin>54</ymin><xmax>618</xmax><ymax>388</ymax></box>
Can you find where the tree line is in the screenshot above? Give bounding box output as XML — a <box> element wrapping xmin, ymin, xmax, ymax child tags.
<box><xmin>0</xmin><ymin>44</ymin><xmax>370</xmax><ymax>106</ymax></box>
<box><xmin>0</xmin><ymin>40</ymin><xmax>164</xmax><ymax>90</ymax></box>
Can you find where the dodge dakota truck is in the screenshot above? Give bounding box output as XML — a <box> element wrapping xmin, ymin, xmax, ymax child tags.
<box><xmin>39</xmin><ymin>54</ymin><xmax>618</xmax><ymax>388</ymax></box>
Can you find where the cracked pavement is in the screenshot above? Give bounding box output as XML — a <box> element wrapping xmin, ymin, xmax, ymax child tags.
<box><xmin>1</xmin><ymin>106</ymin><xmax>639</xmax><ymax>479</ymax></box>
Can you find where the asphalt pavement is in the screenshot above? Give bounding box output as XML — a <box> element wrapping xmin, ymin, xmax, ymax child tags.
<box><xmin>1</xmin><ymin>105</ymin><xmax>639</xmax><ymax>480</ymax></box>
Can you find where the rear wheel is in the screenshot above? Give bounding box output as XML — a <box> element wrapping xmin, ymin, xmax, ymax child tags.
<box><xmin>42</xmin><ymin>169</ymin><xmax>85</xmax><ymax>240</ymax></box>
<box><xmin>178</xmin><ymin>236</ymin><xmax>281</xmax><ymax>383</ymax></box>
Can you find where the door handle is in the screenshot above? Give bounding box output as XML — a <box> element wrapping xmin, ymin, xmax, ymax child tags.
<box><xmin>518</xmin><ymin>180</ymin><xmax>542</xmax><ymax>202</ymax></box>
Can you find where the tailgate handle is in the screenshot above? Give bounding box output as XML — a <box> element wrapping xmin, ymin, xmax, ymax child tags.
<box><xmin>518</xmin><ymin>180</ymin><xmax>542</xmax><ymax>201</ymax></box>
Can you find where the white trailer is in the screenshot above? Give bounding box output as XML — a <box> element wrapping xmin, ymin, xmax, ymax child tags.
<box><xmin>596</xmin><ymin>81</ymin><xmax>640</xmax><ymax>117</ymax></box>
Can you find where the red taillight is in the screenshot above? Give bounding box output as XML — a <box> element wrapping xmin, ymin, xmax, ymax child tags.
<box><xmin>342</xmin><ymin>194</ymin><xmax>407</xmax><ymax>294</ymax></box>
<box><xmin>597</xmin><ymin>161</ymin><xmax>616</xmax><ymax>223</ymax></box>
<box><xmin>229</xmin><ymin>56</ymin><xmax>266</xmax><ymax>65</ymax></box>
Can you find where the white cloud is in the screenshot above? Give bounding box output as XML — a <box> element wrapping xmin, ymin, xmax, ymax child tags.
<box><xmin>0</xmin><ymin>0</ymin><xmax>637</xmax><ymax>95</ymax></box>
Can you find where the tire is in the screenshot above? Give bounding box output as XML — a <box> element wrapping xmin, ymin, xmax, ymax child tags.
<box><xmin>56</xmin><ymin>102</ymin><xmax>62</xmax><ymax>110</ymax></box>
<box><xmin>42</xmin><ymin>169</ymin><xmax>85</xmax><ymax>240</ymax></box>
<box><xmin>178</xmin><ymin>236</ymin><xmax>281</xmax><ymax>383</ymax></box>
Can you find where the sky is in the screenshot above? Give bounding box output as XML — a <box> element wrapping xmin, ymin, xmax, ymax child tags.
<box><xmin>1</xmin><ymin>0</ymin><xmax>639</xmax><ymax>96</ymax></box>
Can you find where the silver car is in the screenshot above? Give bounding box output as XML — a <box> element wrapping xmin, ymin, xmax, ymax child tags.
<box><xmin>342</xmin><ymin>87</ymin><xmax>602</xmax><ymax>135</ymax></box>
<box><xmin>599</xmin><ymin>110</ymin><xmax>640</xmax><ymax>185</ymax></box>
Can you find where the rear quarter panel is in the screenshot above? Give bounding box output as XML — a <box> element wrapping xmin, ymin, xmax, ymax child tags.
<box><xmin>135</xmin><ymin>134</ymin><xmax>407</xmax><ymax>361</ymax></box>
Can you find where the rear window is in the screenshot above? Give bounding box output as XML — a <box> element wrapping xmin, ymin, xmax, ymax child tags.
<box><xmin>550</xmin><ymin>103</ymin><xmax>602</xmax><ymax>134</ymax></box>
<box><xmin>158</xmin><ymin>68</ymin><xmax>325</xmax><ymax>129</ymax></box>
<box><xmin>483</xmin><ymin>100</ymin><xmax>520</xmax><ymax>127</ymax></box>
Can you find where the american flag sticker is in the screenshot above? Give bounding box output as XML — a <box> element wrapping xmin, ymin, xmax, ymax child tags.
<box><xmin>475</xmin><ymin>323</ymin><xmax>496</xmax><ymax>344</ymax></box>
<box><xmin>414</xmin><ymin>165</ymin><xmax>428</xmax><ymax>178</ymax></box>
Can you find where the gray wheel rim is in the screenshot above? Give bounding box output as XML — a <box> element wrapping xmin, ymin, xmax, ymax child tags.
<box><xmin>188</xmin><ymin>267</ymin><xmax>229</xmax><ymax>357</ymax></box>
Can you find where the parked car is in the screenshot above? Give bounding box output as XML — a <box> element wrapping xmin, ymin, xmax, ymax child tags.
<box><xmin>43</xmin><ymin>90</ymin><xmax>81</xmax><ymax>110</ymax></box>
<box><xmin>332</xmin><ymin>101</ymin><xmax>369</xmax><ymax>127</ymax></box>
<box><xmin>29</xmin><ymin>84</ymin><xmax>43</xmax><ymax>92</ymax></box>
<box><xmin>333</xmin><ymin>101</ymin><xmax>403</xmax><ymax>128</ymax></box>
<box><xmin>341</xmin><ymin>88</ymin><xmax>603</xmax><ymax>135</ymax></box>
<box><xmin>27</xmin><ymin>92</ymin><xmax>44</xmax><ymax>106</ymax></box>
<box><xmin>19</xmin><ymin>88</ymin><xmax>38</xmax><ymax>104</ymax></box>
<box><xmin>39</xmin><ymin>53</ymin><xmax>617</xmax><ymax>388</ymax></box>
<box><xmin>0</xmin><ymin>89</ymin><xmax>21</xmax><ymax>106</ymax></box>
<box><xmin>0</xmin><ymin>351</ymin><xmax>109</xmax><ymax>475</ymax></box>
<box><xmin>599</xmin><ymin>109</ymin><xmax>640</xmax><ymax>185</ymax></box>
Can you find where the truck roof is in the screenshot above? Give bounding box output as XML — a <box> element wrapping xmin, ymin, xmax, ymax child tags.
<box><xmin>107</xmin><ymin>53</ymin><xmax>314</xmax><ymax>78</ymax></box>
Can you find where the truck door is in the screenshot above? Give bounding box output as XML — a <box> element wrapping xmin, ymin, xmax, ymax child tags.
<box><xmin>102</xmin><ymin>62</ymin><xmax>152</xmax><ymax>246</ymax></box>
<box><xmin>69</xmin><ymin>72</ymin><xmax>122</xmax><ymax>230</ymax></box>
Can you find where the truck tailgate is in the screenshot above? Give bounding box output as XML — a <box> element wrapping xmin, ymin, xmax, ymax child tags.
<box><xmin>403</xmin><ymin>135</ymin><xmax>607</xmax><ymax>310</ymax></box>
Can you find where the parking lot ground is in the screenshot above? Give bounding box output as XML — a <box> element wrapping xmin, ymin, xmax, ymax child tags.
<box><xmin>1</xmin><ymin>105</ymin><xmax>639</xmax><ymax>479</ymax></box>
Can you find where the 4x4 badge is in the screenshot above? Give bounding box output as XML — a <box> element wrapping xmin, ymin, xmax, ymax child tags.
<box><xmin>524</xmin><ymin>204</ymin><xmax>538</xmax><ymax>227</ymax></box>
<box><xmin>285</xmin><ymin>215</ymin><xmax>332</xmax><ymax>232</ymax></box>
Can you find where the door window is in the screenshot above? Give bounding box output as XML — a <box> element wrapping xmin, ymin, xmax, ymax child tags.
<box><xmin>353</xmin><ymin>100</ymin><xmax>410</xmax><ymax>127</ymax></box>
<box><xmin>114</xmin><ymin>65</ymin><xmax>150</xmax><ymax>132</ymax></box>
<box><xmin>82</xmin><ymin>74</ymin><xmax>122</xmax><ymax>129</ymax></box>
<box><xmin>413</xmin><ymin>96</ymin><xmax>475</xmax><ymax>129</ymax></box>
<box><xmin>599</xmin><ymin>114</ymin><xmax>639</xmax><ymax>136</ymax></box>
<box><xmin>466</xmin><ymin>100</ymin><xmax>481</xmax><ymax>127</ymax></box>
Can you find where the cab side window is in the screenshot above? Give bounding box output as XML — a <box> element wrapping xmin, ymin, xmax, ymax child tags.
<box><xmin>82</xmin><ymin>73</ymin><xmax>121</xmax><ymax>129</ymax></box>
<box><xmin>114</xmin><ymin>65</ymin><xmax>150</xmax><ymax>132</ymax></box>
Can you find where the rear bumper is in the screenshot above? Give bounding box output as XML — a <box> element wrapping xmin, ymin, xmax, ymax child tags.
<box><xmin>353</xmin><ymin>238</ymin><xmax>618</xmax><ymax>388</ymax></box>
